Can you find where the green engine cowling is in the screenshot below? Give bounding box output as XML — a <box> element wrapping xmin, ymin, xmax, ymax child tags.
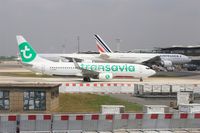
<box><xmin>98</xmin><ymin>73</ymin><xmax>113</xmax><ymax>80</ymax></box>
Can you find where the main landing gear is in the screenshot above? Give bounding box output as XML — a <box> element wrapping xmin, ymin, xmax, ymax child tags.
<box><xmin>140</xmin><ymin>77</ymin><xmax>143</xmax><ymax>82</ymax></box>
<box><xmin>83</xmin><ymin>77</ymin><xmax>91</xmax><ymax>82</ymax></box>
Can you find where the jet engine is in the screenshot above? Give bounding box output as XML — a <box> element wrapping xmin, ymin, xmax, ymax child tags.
<box><xmin>98</xmin><ymin>73</ymin><xmax>113</xmax><ymax>80</ymax></box>
<box><xmin>161</xmin><ymin>60</ymin><xmax>173</xmax><ymax>67</ymax></box>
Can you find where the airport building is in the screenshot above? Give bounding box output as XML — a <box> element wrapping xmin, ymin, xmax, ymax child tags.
<box><xmin>0</xmin><ymin>83</ymin><xmax>60</xmax><ymax>112</ymax></box>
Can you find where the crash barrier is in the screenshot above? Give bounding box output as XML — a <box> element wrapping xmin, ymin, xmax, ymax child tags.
<box><xmin>51</xmin><ymin>113</ymin><xmax>200</xmax><ymax>132</ymax></box>
<box><xmin>0</xmin><ymin>113</ymin><xmax>199</xmax><ymax>132</ymax></box>
<box><xmin>19</xmin><ymin>114</ymin><xmax>51</xmax><ymax>133</ymax></box>
<box><xmin>59</xmin><ymin>83</ymin><xmax>134</xmax><ymax>94</ymax></box>
<box><xmin>0</xmin><ymin>114</ymin><xmax>17</xmax><ymax>133</ymax></box>
<box><xmin>134</xmin><ymin>83</ymin><xmax>200</xmax><ymax>97</ymax></box>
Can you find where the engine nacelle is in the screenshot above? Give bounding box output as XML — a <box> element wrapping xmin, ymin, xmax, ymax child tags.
<box><xmin>98</xmin><ymin>73</ymin><xmax>113</xmax><ymax>80</ymax></box>
<box><xmin>161</xmin><ymin>60</ymin><xmax>173</xmax><ymax>67</ymax></box>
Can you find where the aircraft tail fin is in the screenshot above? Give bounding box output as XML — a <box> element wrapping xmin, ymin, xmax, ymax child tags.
<box><xmin>94</xmin><ymin>34</ymin><xmax>113</xmax><ymax>53</ymax></box>
<box><xmin>16</xmin><ymin>35</ymin><xmax>49</xmax><ymax>64</ymax></box>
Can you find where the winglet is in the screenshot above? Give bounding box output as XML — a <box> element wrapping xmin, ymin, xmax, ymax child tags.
<box><xmin>94</xmin><ymin>34</ymin><xmax>113</xmax><ymax>53</ymax></box>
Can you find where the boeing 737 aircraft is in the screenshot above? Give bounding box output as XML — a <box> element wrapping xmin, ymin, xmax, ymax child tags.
<box><xmin>17</xmin><ymin>36</ymin><xmax>156</xmax><ymax>82</ymax></box>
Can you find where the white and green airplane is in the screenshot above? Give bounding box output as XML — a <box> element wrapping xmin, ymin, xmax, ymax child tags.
<box><xmin>16</xmin><ymin>35</ymin><xmax>156</xmax><ymax>82</ymax></box>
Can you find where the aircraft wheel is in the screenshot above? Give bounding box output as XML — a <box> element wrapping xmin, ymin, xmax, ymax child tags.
<box><xmin>83</xmin><ymin>77</ymin><xmax>91</xmax><ymax>82</ymax></box>
<box><xmin>87</xmin><ymin>77</ymin><xmax>91</xmax><ymax>82</ymax></box>
<box><xmin>140</xmin><ymin>78</ymin><xmax>143</xmax><ymax>82</ymax></box>
<box><xmin>83</xmin><ymin>77</ymin><xmax>87</xmax><ymax>82</ymax></box>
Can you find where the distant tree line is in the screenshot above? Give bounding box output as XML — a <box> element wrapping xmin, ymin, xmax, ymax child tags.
<box><xmin>0</xmin><ymin>56</ymin><xmax>17</xmax><ymax>61</ymax></box>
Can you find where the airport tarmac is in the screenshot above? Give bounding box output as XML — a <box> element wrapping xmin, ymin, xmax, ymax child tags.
<box><xmin>0</xmin><ymin>64</ymin><xmax>200</xmax><ymax>84</ymax></box>
<box><xmin>110</xmin><ymin>93</ymin><xmax>200</xmax><ymax>109</ymax></box>
<box><xmin>1</xmin><ymin>73</ymin><xmax>200</xmax><ymax>84</ymax></box>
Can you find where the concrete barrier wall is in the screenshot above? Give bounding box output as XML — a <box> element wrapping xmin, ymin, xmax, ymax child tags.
<box><xmin>60</xmin><ymin>83</ymin><xmax>200</xmax><ymax>96</ymax></box>
<box><xmin>0</xmin><ymin>113</ymin><xmax>199</xmax><ymax>132</ymax></box>
<box><xmin>51</xmin><ymin>113</ymin><xmax>200</xmax><ymax>132</ymax></box>
<box><xmin>0</xmin><ymin>114</ymin><xmax>17</xmax><ymax>133</ymax></box>
<box><xmin>19</xmin><ymin>114</ymin><xmax>52</xmax><ymax>132</ymax></box>
<box><xmin>59</xmin><ymin>83</ymin><xmax>134</xmax><ymax>94</ymax></box>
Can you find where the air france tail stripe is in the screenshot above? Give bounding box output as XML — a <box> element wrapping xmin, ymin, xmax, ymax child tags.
<box><xmin>97</xmin><ymin>44</ymin><xmax>105</xmax><ymax>53</ymax></box>
<box><xmin>95</xmin><ymin>35</ymin><xmax>112</xmax><ymax>53</ymax></box>
<box><xmin>94</xmin><ymin>34</ymin><xmax>112</xmax><ymax>53</ymax></box>
<box><xmin>94</xmin><ymin>35</ymin><xmax>110</xmax><ymax>52</ymax></box>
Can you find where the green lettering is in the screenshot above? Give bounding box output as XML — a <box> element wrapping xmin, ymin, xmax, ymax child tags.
<box><xmin>91</xmin><ymin>65</ymin><xmax>97</xmax><ymax>71</ymax></box>
<box><xmin>119</xmin><ymin>65</ymin><xmax>125</xmax><ymax>72</ymax></box>
<box><xmin>128</xmin><ymin>65</ymin><xmax>135</xmax><ymax>72</ymax></box>
<box><xmin>125</xmin><ymin>64</ymin><xmax>128</xmax><ymax>71</ymax></box>
<box><xmin>98</xmin><ymin>65</ymin><xmax>105</xmax><ymax>71</ymax></box>
<box><xmin>80</xmin><ymin>64</ymin><xmax>84</xmax><ymax>69</ymax></box>
<box><xmin>106</xmin><ymin>74</ymin><xmax>110</xmax><ymax>79</ymax></box>
<box><xmin>85</xmin><ymin>64</ymin><xmax>90</xmax><ymax>70</ymax></box>
<box><xmin>105</xmin><ymin>65</ymin><xmax>111</xmax><ymax>72</ymax></box>
<box><xmin>111</xmin><ymin>65</ymin><xmax>118</xmax><ymax>72</ymax></box>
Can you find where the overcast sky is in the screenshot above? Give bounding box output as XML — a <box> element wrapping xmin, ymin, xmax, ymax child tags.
<box><xmin>1</xmin><ymin>0</ymin><xmax>200</xmax><ymax>56</ymax></box>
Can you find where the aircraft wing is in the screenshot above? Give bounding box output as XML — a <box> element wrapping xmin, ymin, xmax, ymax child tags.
<box><xmin>142</xmin><ymin>56</ymin><xmax>161</xmax><ymax>65</ymax></box>
<box><xmin>72</xmin><ymin>58</ymin><xmax>99</xmax><ymax>78</ymax></box>
<box><xmin>61</xmin><ymin>56</ymin><xmax>83</xmax><ymax>62</ymax></box>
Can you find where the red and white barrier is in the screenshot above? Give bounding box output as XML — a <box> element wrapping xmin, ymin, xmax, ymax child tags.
<box><xmin>1</xmin><ymin>113</ymin><xmax>200</xmax><ymax>132</ymax></box>
<box><xmin>60</xmin><ymin>83</ymin><xmax>134</xmax><ymax>94</ymax></box>
<box><xmin>52</xmin><ymin>113</ymin><xmax>200</xmax><ymax>132</ymax></box>
<box><xmin>65</xmin><ymin>83</ymin><xmax>133</xmax><ymax>87</ymax></box>
<box><xmin>0</xmin><ymin>114</ymin><xmax>17</xmax><ymax>133</ymax></box>
<box><xmin>19</xmin><ymin>114</ymin><xmax>51</xmax><ymax>132</ymax></box>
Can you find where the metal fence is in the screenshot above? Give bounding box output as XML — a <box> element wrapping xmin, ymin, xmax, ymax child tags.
<box><xmin>0</xmin><ymin>113</ymin><xmax>200</xmax><ymax>133</ymax></box>
<box><xmin>0</xmin><ymin>114</ymin><xmax>17</xmax><ymax>133</ymax></box>
<box><xmin>50</xmin><ymin>113</ymin><xmax>200</xmax><ymax>132</ymax></box>
<box><xmin>19</xmin><ymin>114</ymin><xmax>52</xmax><ymax>133</ymax></box>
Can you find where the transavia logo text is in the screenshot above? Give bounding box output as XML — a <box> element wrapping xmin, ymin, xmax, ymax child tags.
<box><xmin>80</xmin><ymin>64</ymin><xmax>135</xmax><ymax>72</ymax></box>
